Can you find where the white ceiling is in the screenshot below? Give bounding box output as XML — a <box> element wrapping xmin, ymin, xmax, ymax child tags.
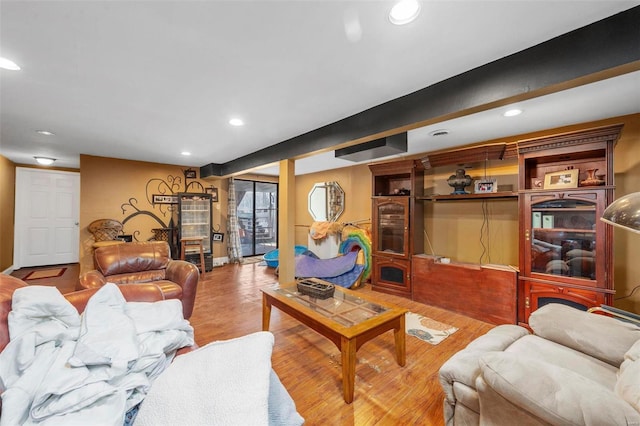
<box><xmin>1</xmin><ymin>1</ymin><xmax>639</xmax><ymax>175</ymax></box>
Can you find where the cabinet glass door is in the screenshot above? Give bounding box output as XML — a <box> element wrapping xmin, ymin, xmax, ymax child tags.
<box><xmin>375</xmin><ymin>198</ymin><xmax>408</xmax><ymax>256</ymax></box>
<box><xmin>179</xmin><ymin>194</ymin><xmax>212</xmax><ymax>254</ymax></box>
<box><xmin>529</xmin><ymin>198</ymin><xmax>596</xmax><ymax>280</ymax></box>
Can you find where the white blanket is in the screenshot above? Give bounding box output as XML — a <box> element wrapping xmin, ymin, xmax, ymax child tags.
<box><xmin>0</xmin><ymin>283</ymin><xmax>194</xmax><ymax>425</ymax></box>
<box><xmin>134</xmin><ymin>332</ymin><xmax>305</xmax><ymax>426</ymax></box>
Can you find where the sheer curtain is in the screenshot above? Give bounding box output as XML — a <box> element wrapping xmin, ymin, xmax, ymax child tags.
<box><xmin>227</xmin><ymin>177</ymin><xmax>243</xmax><ymax>263</ymax></box>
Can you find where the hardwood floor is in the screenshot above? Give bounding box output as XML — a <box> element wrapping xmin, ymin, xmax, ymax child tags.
<box><xmin>13</xmin><ymin>262</ymin><xmax>494</xmax><ymax>425</ymax></box>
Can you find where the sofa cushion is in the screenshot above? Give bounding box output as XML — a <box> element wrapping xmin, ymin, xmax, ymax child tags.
<box><xmin>505</xmin><ymin>335</ymin><xmax>618</xmax><ymax>389</ymax></box>
<box><xmin>95</xmin><ymin>242</ymin><xmax>170</xmax><ymax>276</ymax></box>
<box><xmin>624</xmin><ymin>339</ymin><xmax>640</xmax><ymax>362</ymax></box>
<box><xmin>530</xmin><ymin>303</ymin><xmax>640</xmax><ymax>366</ymax></box>
<box><xmin>105</xmin><ymin>270</ymin><xmax>167</xmax><ymax>284</ymax></box>
<box><xmin>479</xmin><ymin>352</ymin><xmax>640</xmax><ymax>425</ymax></box>
<box><xmin>616</xmin><ymin>358</ymin><xmax>640</xmax><ymax>413</ymax></box>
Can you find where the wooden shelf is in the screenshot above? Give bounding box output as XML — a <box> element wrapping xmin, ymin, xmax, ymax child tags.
<box><xmin>519</xmin><ymin>185</ymin><xmax>615</xmax><ymax>194</ymax></box>
<box><xmin>416</xmin><ymin>192</ymin><xmax>518</xmax><ymax>201</ymax></box>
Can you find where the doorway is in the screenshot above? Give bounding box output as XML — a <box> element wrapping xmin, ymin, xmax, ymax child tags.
<box><xmin>234</xmin><ymin>180</ymin><xmax>278</xmax><ymax>257</ymax></box>
<box><xmin>14</xmin><ymin>168</ymin><xmax>80</xmax><ymax>268</ymax></box>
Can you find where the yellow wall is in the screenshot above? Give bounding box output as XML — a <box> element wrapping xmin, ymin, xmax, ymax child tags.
<box><xmin>293</xmin><ymin>163</ymin><xmax>372</xmax><ymax>246</ymax></box>
<box><xmin>0</xmin><ymin>155</ymin><xmax>16</xmax><ymax>271</ymax></box>
<box><xmin>610</xmin><ymin>116</ymin><xmax>640</xmax><ymax>312</ymax></box>
<box><xmin>424</xmin><ymin>159</ymin><xmax>520</xmax><ymax>265</ymax></box>
<box><xmin>80</xmin><ymin>155</ymin><xmax>226</xmax><ymax>272</ymax></box>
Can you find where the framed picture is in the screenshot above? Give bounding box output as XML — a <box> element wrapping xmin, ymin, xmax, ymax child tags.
<box><xmin>474</xmin><ymin>178</ymin><xmax>497</xmax><ymax>194</ymax></box>
<box><xmin>205</xmin><ymin>186</ymin><xmax>219</xmax><ymax>202</ymax></box>
<box><xmin>184</xmin><ymin>169</ymin><xmax>197</xmax><ymax>179</ymax></box>
<box><xmin>152</xmin><ymin>194</ymin><xmax>178</xmax><ymax>204</ymax></box>
<box><xmin>544</xmin><ymin>169</ymin><xmax>579</xmax><ymax>189</ymax></box>
<box><xmin>212</xmin><ymin>232</ymin><xmax>224</xmax><ymax>242</ymax></box>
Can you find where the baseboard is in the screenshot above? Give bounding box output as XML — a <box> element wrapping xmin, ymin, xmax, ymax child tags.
<box><xmin>212</xmin><ymin>256</ymin><xmax>229</xmax><ymax>267</ymax></box>
<box><xmin>2</xmin><ymin>265</ymin><xmax>15</xmax><ymax>275</ymax></box>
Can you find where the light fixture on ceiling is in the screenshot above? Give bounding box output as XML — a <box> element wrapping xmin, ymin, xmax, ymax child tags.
<box><xmin>229</xmin><ymin>118</ymin><xmax>244</xmax><ymax>126</ymax></box>
<box><xmin>34</xmin><ymin>156</ymin><xmax>56</xmax><ymax>166</ymax></box>
<box><xmin>181</xmin><ymin>151</ymin><xmax>191</xmax><ymax>156</ymax></box>
<box><xmin>335</xmin><ymin>133</ymin><xmax>407</xmax><ymax>162</ymax></box>
<box><xmin>0</xmin><ymin>57</ymin><xmax>20</xmax><ymax>71</ymax></box>
<box><xmin>429</xmin><ymin>129</ymin><xmax>450</xmax><ymax>137</ymax></box>
<box><xmin>36</xmin><ymin>130</ymin><xmax>55</xmax><ymax>136</ymax></box>
<box><xmin>389</xmin><ymin>0</ymin><xmax>421</xmax><ymax>25</ymax></box>
<box><xmin>503</xmin><ymin>108</ymin><xmax>523</xmax><ymax>117</ymax></box>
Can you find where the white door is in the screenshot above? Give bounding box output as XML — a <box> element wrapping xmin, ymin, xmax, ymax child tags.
<box><xmin>14</xmin><ymin>168</ymin><xmax>80</xmax><ymax>268</ymax></box>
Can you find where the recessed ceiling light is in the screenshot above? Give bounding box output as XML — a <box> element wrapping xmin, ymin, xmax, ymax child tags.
<box><xmin>36</xmin><ymin>130</ymin><xmax>55</xmax><ymax>136</ymax></box>
<box><xmin>34</xmin><ymin>157</ymin><xmax>56</xmax><ymax>166</ymax></box>
<box><xmin>503</xmin><ymin>108</ymin><xmax>522</xmax><ymax>117</ymax></box>
<box><xmin>181</xmin><ymin>151</ymin><xmax>191</xmax><ymax>156</ymax></box>
<box><xmin>229</xmin><ymin>118</ymin><xmax>244</xmax><ymax>126</ymax></box>
<box><xmin>0</xmin><ymin>57</ymin><xmax>20</xmax><ymax>71</ymax></box>
<box><xmin>389</xmin><ymin>0</ymin><xmax>421</xmax><ymax>25</ymax></box>
<box><xmin>429</xmin><ymin>129</ymin><xmax>450</xmax><ymax>137</ymax></box>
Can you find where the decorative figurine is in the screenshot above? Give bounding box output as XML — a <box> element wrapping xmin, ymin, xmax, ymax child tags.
<box><xmin>447</xmin><ymin>168</ymin><xmax>472</xmax><ymax>194</ymax></box>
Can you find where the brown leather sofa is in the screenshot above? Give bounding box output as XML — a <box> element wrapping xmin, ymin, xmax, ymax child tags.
<box><xmin>79</xmin><ymin>241</ymin><xmax>199</xmax><ymax>318</ymax></box>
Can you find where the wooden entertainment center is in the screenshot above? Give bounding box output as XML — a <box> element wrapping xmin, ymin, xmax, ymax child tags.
<box><xmin>369</xmin><ymin>125</ymin><xmax>622</xmax><ymax>326</ymax></box>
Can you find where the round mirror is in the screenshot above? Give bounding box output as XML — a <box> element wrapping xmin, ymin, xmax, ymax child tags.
<box><xmin>308</xmin><ymin>181</ymin><xmax>345</xmax><ymax>222</ymax></box>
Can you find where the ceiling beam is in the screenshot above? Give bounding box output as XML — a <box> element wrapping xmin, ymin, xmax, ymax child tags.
<box><xmin>201</xmin><ymin>6</ymin><xmax>640</xmax><ymax>178</ymax></box>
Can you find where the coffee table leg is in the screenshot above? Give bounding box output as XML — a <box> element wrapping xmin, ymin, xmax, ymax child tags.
<box><xmin>394</xmin><ymin>315</ymin><xmax>406</xmax><ymax>366</ymax></box>
<box><xmin>262</xmin><ymin>293</ymin><xmax>272</xmax><ymax>331</ymax></box>
<box><xmin>341</xmin><ymin>336</ymin><xmax>356</xmax><ymax>404</ymax></box>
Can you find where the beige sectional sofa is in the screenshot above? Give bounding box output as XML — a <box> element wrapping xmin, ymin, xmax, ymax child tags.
<box><xmin>439</xmin><ymin>303</ymin><xmax>640</xmax><ymax>425</ymax></box>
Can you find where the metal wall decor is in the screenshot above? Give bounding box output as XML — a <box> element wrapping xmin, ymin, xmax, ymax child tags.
<box><xmin>205</xmin><ymin>186</ymin><xmax>219</xmax><ymax>202</ymax></box>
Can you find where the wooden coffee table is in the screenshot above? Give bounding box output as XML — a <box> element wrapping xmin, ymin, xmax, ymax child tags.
<box><xmin>261</xmin><ymin>280</ymin><xmax>407</xmax><ymax>403</ymax></box>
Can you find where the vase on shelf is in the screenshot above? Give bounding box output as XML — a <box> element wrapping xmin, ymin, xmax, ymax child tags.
<box><xmin>580</xmin><ymin>168</ymin><xmax>606</xmax><ymax>186</ymax></box>
<box><xmin>447</xmin><ymin>169</ymin><xmax>472</xmax><ymax>194</ymax></box>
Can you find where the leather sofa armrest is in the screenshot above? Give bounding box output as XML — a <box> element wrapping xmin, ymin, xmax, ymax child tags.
<box><xmin>165</xmin><ymin>260</ymin><xmax>199</xmax><ymax>319</ymax></box>
<box><xmin>477</xmin><ymin>352</ymin><xmax>640</xmax><ymax>425</ymax></box>
<box><xmin>530</xmin><ymin>303</ymin><xmax>640</xmax><ymax>367</ymax></box>
<box><xmin>78</xmin><ymin>270</ymin><xmax>108</xmax><ymax>289</ymax></box>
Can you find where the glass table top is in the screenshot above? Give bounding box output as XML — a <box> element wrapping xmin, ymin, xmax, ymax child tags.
<box><xmin>273</xmin><ymin>286</ymin><xmax>390</xmax><ymax>328</ymax></box>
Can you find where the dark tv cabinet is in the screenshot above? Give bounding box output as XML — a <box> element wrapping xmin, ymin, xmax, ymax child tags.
<box><xmin>369</xmin><ymin>160</ymin><xmax>423</xmax><ymax>298</ymax></box>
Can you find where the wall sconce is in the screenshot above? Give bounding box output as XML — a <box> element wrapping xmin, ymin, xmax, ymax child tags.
<box><xmin>34</xmin><ymin>156</ymin><xmax>56</xmax><ymax>166</ymax></box>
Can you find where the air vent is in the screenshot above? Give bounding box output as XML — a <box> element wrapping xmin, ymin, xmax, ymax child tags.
<box><xmin>335</xmin><ymin>133</ymin><xmax>407</xmax><ymax>162</ymax></box>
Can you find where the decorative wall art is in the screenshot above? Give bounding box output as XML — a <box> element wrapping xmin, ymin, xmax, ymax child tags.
<box><xmin>152</xmin><ymin>194</ymin><xmax>179</xmax><ymax>204</ymax></box>
<box><xmin>205</xmin><ymin>186</ymin><xmax>219</xmax><ymax>202</ymax></box>
<box><xmin>544</xmin><ymin>169</ymin><xmax>579</xmax><ymax>189</ymax></box>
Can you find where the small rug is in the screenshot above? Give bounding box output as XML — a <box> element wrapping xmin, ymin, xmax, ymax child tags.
<box><xmin>405</xmin><ymin>312</ymin><xmax>458</xmax><ymax>345</ymax></box>
<box><xmin>242</xmin><ymin>256</ymin><xmax>265</xmax><ymax>265</ymax></box>
<box><xmin>23</xmin><ymin>267</ymin><xmax>67</xmax><ymax>281</ymax></box>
